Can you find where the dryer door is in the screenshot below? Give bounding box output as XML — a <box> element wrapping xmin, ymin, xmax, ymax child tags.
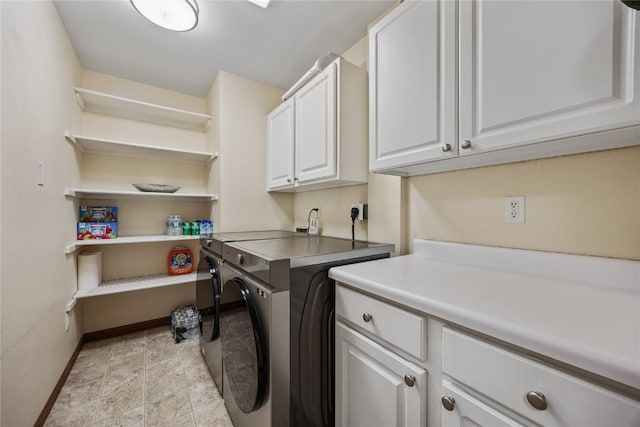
<box><xmin>221</xmin><ymin>278</ymin><xmax>268</xmax><ymax>413</ymax></box>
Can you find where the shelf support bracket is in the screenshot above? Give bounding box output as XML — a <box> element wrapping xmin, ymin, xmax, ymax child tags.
<box><xmin>205</xmin><ymin>119</ymin><xmax>212</xmax><ymax>132</ymax></box>
<box><xmin>74</xmin><ymin>91</ymin><xmax>85</xmax><ymax>110</ymax></box>
<box><xmin>65</xmin><ymin>242</ymin><xmax>77</xmax><ymax>254</ymax></box>
<box><xmin>65</xmin><ymin>297</ymin><xmax>77</xmax><ymax>332</ymax></box>
<box><xmin>64</xmin><ymin>131</ymin><xmax>76</xmax><ymax>145</ymax></box>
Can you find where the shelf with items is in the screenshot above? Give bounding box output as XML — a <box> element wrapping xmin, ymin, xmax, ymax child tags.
<box><xmin>65</xmin><ymin>234</ymin><xmax>201</xmax><ymax>254</ymax></box>
<box><xmin>74</xmin><ymin>87</ymin><xmax>212</xmax><ymax>131</ymax></box>
<box><xmin>64</xmin><ymin>188</ymin><xmax>218</xmax><ymax>202</ymax></box>
<box><xmin>64</xmin><ymin>132</ymin><xmax>217</xmax><ymax>164</ymax></box>
<box><xmin>74</xmin><ymin>271</ymin><xmax>197</xmax><ymax>299</ymax></box>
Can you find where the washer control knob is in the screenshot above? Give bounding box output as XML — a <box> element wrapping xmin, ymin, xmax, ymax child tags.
<box><xmin>236</xmin><ymin>253</ymin><xmax>244</xmax><ymax>265</ymax></box>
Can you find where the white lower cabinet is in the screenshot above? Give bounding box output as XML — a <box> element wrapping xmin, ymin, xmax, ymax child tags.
<box><xmin>442</xmin><ymin>327</ymin><xmax>640</xmax><ymax>427</ymax></box>
<box><xmin>335</xmin><ymin>322</ymin><xmax>427</xmax><ymax>427</ymax></box>
<box><xmin>335</xmin><ymin>283</ymin><xmax>640</xmax><ymax>427</ymax></box>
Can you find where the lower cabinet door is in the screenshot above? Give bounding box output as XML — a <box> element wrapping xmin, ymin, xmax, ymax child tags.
<box><xmin>441</xmin><ymin>381</ymin><xmax>524</xmax><ymax>427</ymax></box>
<box><xmin>335</xmin><ymin>322</ymin><xmax>426</xmax><ymax>427</ymax></box>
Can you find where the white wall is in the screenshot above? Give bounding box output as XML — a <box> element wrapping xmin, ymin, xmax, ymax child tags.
<box><xmin>1</xmin><ymin>2</ymin><xmax>83</xmax><ymax>424</ymax></box>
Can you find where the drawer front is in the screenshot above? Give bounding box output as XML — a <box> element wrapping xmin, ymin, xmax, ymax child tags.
<box><xmin>442</xmin><ymin>328</ymin><xmax>640</xmax><ymax>426</ymax></box>
<box><xmin>336</xmin><ymin>285</ymin><xmax>426</xmax><ymax>360</ymax></box>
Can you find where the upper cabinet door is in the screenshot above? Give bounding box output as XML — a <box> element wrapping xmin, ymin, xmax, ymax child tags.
<box><xmin>267</xmin><ymin>99</ymin><xmax>295</xmax><ymax>189</ymax></box>
<box><xmin>369</xmin><ymin>0</ymin><xmax>457</xmax><ymax>171</ymax></box>
<box><xmin>294</xmin><ymin>62</ymin><xmax>337</xmax><ymax>184</ymax></box>
<box><xmin>459</xmin><ymin>0</ymin><xmax>640</xmax><ymax>155</ymax></box>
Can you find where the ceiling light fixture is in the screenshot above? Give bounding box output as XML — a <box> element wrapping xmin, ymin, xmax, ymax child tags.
<box><xmin>248</xmin><ymin>0</ymin><xmax>271</xmax><ymax>8</ymax></box>
<box><xmin>130</xmin><ymin>0</ymin><xmax>199</xmax><ymax>32</ymax></box>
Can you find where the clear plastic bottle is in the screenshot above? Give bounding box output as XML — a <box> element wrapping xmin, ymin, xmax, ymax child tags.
<box><xmin>166</xmin><ymin>214</ymin><xmax>183</xmax><ymax>236</ymax></box>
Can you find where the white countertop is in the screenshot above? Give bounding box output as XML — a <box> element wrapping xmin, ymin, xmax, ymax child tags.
<box><xmin>329</xmin><ymin>239</ymin><xmax>640</xmax><ymax>390</ymax></box>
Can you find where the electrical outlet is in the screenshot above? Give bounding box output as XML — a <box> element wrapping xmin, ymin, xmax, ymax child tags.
<box><xmin>504</xmin><ymin>196</ymin><xmax>525</xmax><ymax>224</ymax></box>
<box><xmin>350</xmin><ymin>203</ymin><xmax>366</xmax><ymax>221</ymax></box>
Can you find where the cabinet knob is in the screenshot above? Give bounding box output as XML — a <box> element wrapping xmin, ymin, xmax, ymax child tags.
<box><xmin>526</xmin><ymin>391</ymin><xmax>548</xmax><ymax>411</ymax></box>
<box><xmin>294</xmin><ymin>177</ymin><xmax>299</xmax><ymax>182</ymax></box>
<box><xmin>362</xmin><ymin>313</ymin><xmax>372</xmax><ymax>322</ymax></box>
<box><xmin>441</xmin><ymin>143</ymin><xmax>452</xmax><ymax>152</ymax></box>
<box><xmin>236</xmin><ymin>253</ymin><xmax>244</xmax><ymax>265</ymax></box>
<box><xmin>286</xmin><ymin>178</ymin><xmax>292</xmax><ymax>183</ymax></box>
<box><xmin>441</xmin><ymin>396</ymin><xmax>455</xmax><ymax>411</ymax></box>
<box><xmin>404</xmin><ymin>374</ymin><xmax>416</xmax><ymax>387</ymax></box>
<box><xmin>461</xmin><ymin>140</ymin><xmax>472</xmax><ymax>149</ymax></box>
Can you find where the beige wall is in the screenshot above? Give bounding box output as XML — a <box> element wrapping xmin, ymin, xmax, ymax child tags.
<box><xmin>1</xmin><ymin>1</ymin><xmax>83</xmax><ymax>424</ymax></box>
<box><xmin>407</xmin><ymin>146</ymin><xmax>640</xmax><ymax>260</ymax></box>
<box><xmin>214</xmin><ymin>71</ymin><xmax>293</xmax><ymax>232</ymax></box>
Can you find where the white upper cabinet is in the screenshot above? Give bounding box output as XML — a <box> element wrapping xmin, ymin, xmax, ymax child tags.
<box><xmin>267</xmin><ymin>99</ymin><xmax>295</xmax><ymax>189</ymax></box>
<box><xmin>295</xmin><ymin>63</ymin><xmax>338</xmax><ymax>183</ymax></box>
<box><xmin>369</xmin><ymin>0</ymin><xmax>457</xmax><ymax>171</ymax></box>
<box><xmin>459</xmin><ymin>0</ymin><xmax>640</xmax><ymax>155</ymax></box>
<box><xmin>266</xmin><ymin>57</ymin><xmax>368</xmax><ymax>192</ymax></box>
<box><xmin>371</xmin><ymin>0</ymin><xmax>640</xmax><ymax>176</ymax></box>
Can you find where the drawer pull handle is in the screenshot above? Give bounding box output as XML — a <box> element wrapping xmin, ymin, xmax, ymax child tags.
<box><xmin>526</xmin><ymin>391</ymin><xmax>548</xmax><ymax>411</ymax></box>
<box><xmin>441</xmin><ymin>396</ymin><xmax>455</xmax><ymax>411</ymax></box>
<box><xmin>404</xmin><ymin>374</ymin><xmax>416</xmax><ymax>387</ymax></box>
<box><xmin>362</xmin><ymin>313</ymin><xmax>372</xmax><ymax>322</ymax></box>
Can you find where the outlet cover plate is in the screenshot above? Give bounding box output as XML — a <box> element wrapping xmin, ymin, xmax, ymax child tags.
<box><xmin>504</xmin><ymin>196</ymin><xmax>525</xmax><ymax>224</ymax></box>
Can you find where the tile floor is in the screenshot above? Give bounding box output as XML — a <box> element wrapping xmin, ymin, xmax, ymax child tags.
<box><xmin>44</xmin><ymin>327</ymin><xmax>234</xmax><ymax>427</ymax></box>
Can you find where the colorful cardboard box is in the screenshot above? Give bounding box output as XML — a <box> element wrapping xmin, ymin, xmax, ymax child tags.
<box><xmin>79</xmin><ymin>206</ymin><xmax>118</xmax><ymax>223</ymax></box>
<box><xmin>77</xmin><ymin>222</ymin><xmax>118</xmax><ymax>240</ymax></box>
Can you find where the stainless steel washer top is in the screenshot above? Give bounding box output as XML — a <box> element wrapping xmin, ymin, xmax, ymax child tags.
<box><xmin>222</xmin><ymin>236</ymin><xmax>395</xmax><ymax>291</ymax></box>
<box><xmin>201</xmin><ymin>230</ymin><xmax>303</xmax><ymax>255</ymax></box>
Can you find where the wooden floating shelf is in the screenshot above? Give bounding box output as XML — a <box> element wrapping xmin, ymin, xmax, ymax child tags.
<box><xmin>65</xmin><ymin>132</ymin><xmax>217</xmax><ymax>164</ymax></box>
<box><xmin>74</xmin><ymin>87</ymin><xmax>212</xmax><ymax>131</ymax></box>
<box><xmin>74</xmin><ymin>272</ymin><xmax>197</xmax><ymax>299</ymax></box>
